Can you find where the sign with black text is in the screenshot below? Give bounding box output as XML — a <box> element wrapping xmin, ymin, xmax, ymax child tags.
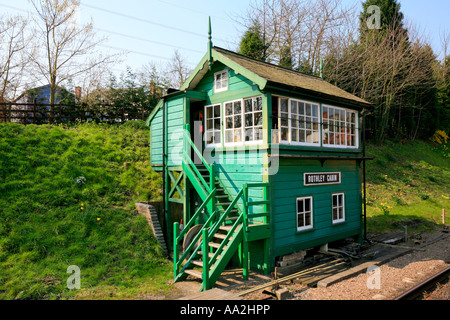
<box><xmin>304</xmin><ymin>172</ymin><xmax>341</xmax><ymax>186</ymax></box>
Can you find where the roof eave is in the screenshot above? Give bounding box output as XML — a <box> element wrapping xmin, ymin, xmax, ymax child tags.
<box><xmin>265</xmin><ymin>81</ymin><xmax>372</xmax><ymax>110</ymax></box>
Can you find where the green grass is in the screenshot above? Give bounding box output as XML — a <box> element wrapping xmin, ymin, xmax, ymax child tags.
<box><xmin>0</xmin><ymin>121</ymin><xmax>170</xmax><ymax>299</ymax></box>
<box><xmin>365</xmin><ymin>139</ymin><xmax>450</xmax><ymax>234</ymax></box>
<box><xmin>1</xmin><ymin>121</ymin><xmax>448</xmax><ymax>299</ymax></box>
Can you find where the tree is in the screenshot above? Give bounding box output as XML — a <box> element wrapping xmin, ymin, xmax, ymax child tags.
<box><xmin>238</xmin><ymin>0</ymin><xmax>354</xmax><ymax>73</ymax></box>
<box><xmin>29</xmin><ymin>0</ymin><xmax>116</xmax><ymax>120</ymax></box>
<box><xmin>325</xmin><ymin>0</ymin><xmax>438</xmax><ymax>143</ymax></box>
<box><xmin>0</xmin><ymin>15</ymin><xmax>31</xmax><ymax>101</ymax></box>
<box><xmin>238</xmin><ymin>21</ymin><xmax>269</xmax><ymax>61</ymax></box>
<box><xmin>167</xmin><ymin>50</ymin><xmax>192</xmax><ymax>89</ymax></box>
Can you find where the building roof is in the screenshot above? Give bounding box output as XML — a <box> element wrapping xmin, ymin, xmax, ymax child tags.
<box><xmin>211</xmin><ymin>47</ymin><xmax>370</xmax><ymax>108</ymax></box>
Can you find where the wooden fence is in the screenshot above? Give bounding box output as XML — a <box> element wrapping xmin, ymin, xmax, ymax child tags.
<box><xmin>0</xmin><ymin>102</ymin><xmax>151</xmax><ymax>124</ymax></box>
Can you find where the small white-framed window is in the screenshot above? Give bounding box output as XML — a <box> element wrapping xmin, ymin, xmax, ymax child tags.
<box><xmin>214</xmin><ymin>70</ymin><xmax>228</xmax><ymax>93</ymax></box>
<box><xmin>322</xmin><ymin>105</ymin><xmax>358</xmax><ymax>148</ymax></box>
<box><xmin>332</xmin><ymin>193</ymin><xmax>345</xmax><ymax>224</ymax></box>
<box><xmin>205</xmin><ymin>104</ymin><xmax>222</xmax><ymax>146</ymax></box>
<box><xmin>296</xmin><ymin>196</ymin><xmax>313</xmax><ymax>231</ymax></box>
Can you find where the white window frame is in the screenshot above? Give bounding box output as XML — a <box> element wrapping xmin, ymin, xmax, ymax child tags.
<box><xmin>322</xmin><ymin>105</ymin><xmax>359</xmax><ymax>149</ymax></box>
<box><xmin>278</xmin><ymin>97</ymin><xmax>320</xmax><ymax>147</ymax></box>
<box><xmin>332</xmin><ymin>193</ymin><xmax>345</xmax><ymax>224</ymax></box>
<box><xmin>204</xmin><ymin>104</ymin><xmax>222</xmax><ymax>147</ymax></box>
<box><xmin>296</xmin><ymin>196</ymin><xmax>314</xmax><ymax>231</ymax></box>
<box><xmin>224</xmin><ymin>99</ymin><xmax>243</xmax><ymax>146</ymax></box>
<box><xmin>223</xmin><ymin>96</ymin><xmax>263</xmax><ymax>147</ymax></box>
<box><xmin>214</xmin><ymin>70</ymin><xmax>228</xmax><ymax>93</ymax></box>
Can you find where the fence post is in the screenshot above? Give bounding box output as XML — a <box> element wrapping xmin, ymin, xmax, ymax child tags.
<box><xmin>33</xmin><ymin>100</ymin><xmax>37</xmax><ymax>124</ymax></box>
<box><xmin>242</xmin><ymin>183</ymin><xmax>249</xmax><ymax>280</ymax></box>
<box><xmin>7</xmin><ymin>103</ymin><xmax>11</xmax><ymax>122</ymax></box>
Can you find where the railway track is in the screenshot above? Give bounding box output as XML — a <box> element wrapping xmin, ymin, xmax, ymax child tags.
<box><xmin>234</xmin><ymin>257</ymin><xmax>349</xmax><ymax>299</ymax></box>
<box><xmin>393</xmin><ymin>266</ymin><xmax>450</xmax><ymax>300</ymax></box>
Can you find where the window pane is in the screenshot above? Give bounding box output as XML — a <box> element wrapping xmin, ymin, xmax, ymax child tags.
<box><xmin>245</xmin><ymin>113</ymin><xmax>253</xmax><ymax>127</ymax></box>
<box><xmin>206</xmin><ymin>131</ymin><xmax>214</xmax><ymax>144</ymax></box>
<box><xmin>245</xmin><ymin>99</ymin><xmax>252</xmax><ymax>113</ymax></box>
<box><xmin>226</xmin><ymin>103</ymin><xmax>233</xmax><ymax>116</ymax></box>
<box><xmin>254</xmin><ymin>97</ymin><xmax>262</xmax><ymax>111</ymax></box>
<box><xmin>234</xmin><ymin>115</ymin><xmax>241</xmax><ymax>128</ymax></box>
<box><xmin>298</xmin><ymin>102</ymin><xmax>304</xmax><ymax>115</ymax></box>
<box><xmin>234</xmin><ymin>128</ymin><xmax>242</xmax><ymax>142</ymax></box>
<box><xmin>214</xmin><ymin>105</ymin><xmax>220</xmax><ymax>117</ymax></box>
<box><xmin>281</xmin><ymin>127</ymin><xmax>288</xmax><ymax>141</ymax></box>
<box><xmin>254</xmin><ymin>112</ymin><xmax>262</xmax><ymax>126</ymax></box>
<box><xmin>305</xmin><ymin>212</ymin><xmax>311</xmax><ymax>225</ymax></box>
<box><xmin>298</xmin><ymin>214</ymin><xmax>304</xmax><ymax>227</ymax></box>
<box><xmin>255</xmin><ymin>128</ymin><xmax>262</xmax><ymax>140</ymax></box>
<box><xmin>306</xmin><ymin>104</ymin><xmax>311</xmax><ymax>116</ymax></box>
<box><xmin>280</xmin><ymin>99</ymin><xmax>288</xmax><ymax>113</ymax></box>
<box><xmin>226</xmin><ymin>117</ymin><xmax>233</xmax><ymax>129</ymax></box>
<box><xmin>297</xmin><ymin>199</ymin><xmax>304</xmax><ymax>213</ymax></box>
<box><xmin>291</xmin><ymin>128</ymin><xmax>298</xmax><ymax>142</ymax></box>
<box><xmin>207</xmin><ymin>119</ymin><xmax>213</xmax><ymax>130</ymax></box>
<box><xmin>234</xmin><ymin>101</ymin><xmax>241</xmax><ymax>114</ymax></box>
<box><xmin>245</xmin><ymin>128</ymin><xmax>253</xmax><ymax>141</ymax></box>
<box><xmin>333</xmin><ymin>208</ymin><xmax>338</xmax><ymax>221</ymax></box>
<box><xmin>304</xmin><ymin>198</ymin><xmax>311</xmax><ymax>212</ymax></box>
<box><xmin>214</xmin><ymin>118</ymin><xmax>221</xmax><ymax>130</ymax></box>
<box><xmin>225</xmin><ymin>130</ymin><xmax>233</xmax><ymax>143</ymax></box>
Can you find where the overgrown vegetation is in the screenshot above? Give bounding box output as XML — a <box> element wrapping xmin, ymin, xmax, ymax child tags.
<box><xmin>365</xmin><ymin>139</ymin><xmax>450</xmax><ymax>233</ymax></box>
<box><xmin>0</xmin><ymin>121</ymin><xmax>169</xmax><ymax>300</ymax></box>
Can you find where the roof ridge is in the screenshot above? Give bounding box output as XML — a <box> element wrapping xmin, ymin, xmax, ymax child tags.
<box><xmin>212</xmin><ymin>46</ymin><xmax>324</xmax><ymax>81</ymax></box>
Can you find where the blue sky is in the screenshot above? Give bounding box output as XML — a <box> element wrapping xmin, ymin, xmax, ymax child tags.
<box><xmin>0</xmin><ymin>0</ymin><xmax>449</xmax><ymax>75</ymax></box>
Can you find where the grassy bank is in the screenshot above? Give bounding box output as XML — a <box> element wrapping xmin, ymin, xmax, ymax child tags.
<box><xmin>0</xmin><ymin>121</ymin><xmax>170</xmax><ymax>299</ymax></box>
<box><xmin>365</xmin><ymin>139</ymin><xmax>450</xmax><ymax>234</ymax></box>
<box><xmin>0</xmin><ymin>121</ymin><xmax>448</xmax><ymax>299</ymax></box>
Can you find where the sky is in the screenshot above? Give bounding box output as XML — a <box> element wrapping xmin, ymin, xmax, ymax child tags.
<box><xmin>0</xmin><ymin>0</ymin><xmax>449</xmax><ymax>78</ymax></box>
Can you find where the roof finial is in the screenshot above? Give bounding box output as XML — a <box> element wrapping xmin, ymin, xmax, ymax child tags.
<box><xmin>320</xmin><ymin>57</ymin><xmax>324</xmax><ymax>79</ymax></box>
<box><xmin>208</xmin><ymin>16</ymin><xmax>213</xmax><ymax>70</ymax></box>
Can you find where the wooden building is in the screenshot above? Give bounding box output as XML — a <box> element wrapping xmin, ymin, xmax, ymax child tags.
<box><xmin>146</xmin><ymin>24</ymin><xmax>372</xmax><ymax>291</ymax></box>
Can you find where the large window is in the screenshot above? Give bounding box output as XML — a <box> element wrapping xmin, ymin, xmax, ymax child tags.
<box><xmin>332</xmin><ymin>193</ymin><xmax>345</xmax><ymax>224</ymax></box>
<box><xmin>214</xmin><ymin>70</ymin><xmax>228</xmax><ymax>93</ymax></box>
<box><xmin>278</xmin><ymin>98</ymin><xmax>320</xmax><ymax>146</ymax></box>
<box><xmin>205</xmin><ymin>104</ymin><xmax>221</xmax><ymax>146</ymax></box>
<box><xmin>322</xmin><ymin>105</ymin><xmax>357</xmax><ymax>148</ymax></box>
<box><xmin>275</xmin><ymin>97</ymin><xmax>359</xmax><ymax>148</ymax></box>
<box><xmin>296</xmin><ymin>196</ymin><xmax>313</xmax><ymax>231</ymax></box>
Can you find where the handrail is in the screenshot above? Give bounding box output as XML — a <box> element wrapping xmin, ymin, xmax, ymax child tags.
<box><xmin>173</xmin><ymin>188</ymin><xmax>216</xmax><ymax>276</ymax></box>
<box><xmin>182</xmin><ymin>125</ymin><xmax>210</xmax><ymax>171</ymax></box>
<box><xmin>182</xmin><ymin>124</ymin><xmax>216</xmax><ymax>193</ymax></box>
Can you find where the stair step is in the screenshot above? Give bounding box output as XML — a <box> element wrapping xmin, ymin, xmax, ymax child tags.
<box><xmin>216</xmin><ymin>202</ymin><xmax>232</xmax><ymax>206</ymax></box>
<box><xmin>219</xmin><ymin>225</ymin><xmax>233</xmax><ymax>231</ymax></box>
<box><xmin>218</xmin><ymin>209</ymin><xmax>238</xmax><ymax>214</ymax></box>
<box><xmin>197</xmin><ymin>251</ymin><xmax>222</xmax><ymax>259</ymax></box>
<box><xmin>192</xmin><ymin>260</ymin><xmax>203</xmax><ymax>267</ymax></box>
<box><xmin>184</xmin><ymin>269</ymin><xmax>203</xmax><ymax>279</ymax></box>
<box><xmin>214</xmin><ymin>233</ymin><xmax>232</xmax><ymax>240</ymax></box>
<box><xmin>216</xmin><ymin>195</ymin><xmax>229</xmax><ymax>199</ymax></box>
<box><xmin>209</xmin><ymin>242</ymin><xmax>226</xmax><ymax>249</ymax></box>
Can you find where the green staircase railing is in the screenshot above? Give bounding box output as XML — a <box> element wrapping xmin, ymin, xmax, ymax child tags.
<box><xmin>174</xmin><ymin>124</ymin><xmax>270</xmax><ymax>291</ymax></box>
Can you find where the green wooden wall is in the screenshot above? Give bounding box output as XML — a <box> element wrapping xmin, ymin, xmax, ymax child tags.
<box><xmin>270</xmin><ymin>158</ymin><xmax>362</xmax><ymax>258</ymax></box>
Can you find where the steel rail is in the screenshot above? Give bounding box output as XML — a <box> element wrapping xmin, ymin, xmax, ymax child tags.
<box><xmin>393</xmin><ymin>266</ymin><xmax>450</xmax><ymax>300</ymax></box>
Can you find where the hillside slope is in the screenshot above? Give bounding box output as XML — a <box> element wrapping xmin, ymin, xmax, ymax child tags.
<box><xmin>365</xmin><ymin>139</ymin><xmax>450</xmax><ymax>233</ymax></box>
<box><xmin>0</xmin><ymin>122</ymin><xmax>169</xmax><ymax>299</ymax></box>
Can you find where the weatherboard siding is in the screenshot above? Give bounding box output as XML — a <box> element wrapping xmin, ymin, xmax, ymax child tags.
<box><xmin>271</xmin><ymin>159</ymin><xmax>362</xmax><ymax>257</ymax></box>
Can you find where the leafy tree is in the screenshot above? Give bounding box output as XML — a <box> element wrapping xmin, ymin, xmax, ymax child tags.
<box><xmin>238</xmin><ymin>21</ymin><xmax>269</xmax><ymax>62</ymax></box>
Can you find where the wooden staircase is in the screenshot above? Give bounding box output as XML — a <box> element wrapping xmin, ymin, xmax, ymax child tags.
<box><xmin>173</xmin><ymin>125</ymin><xmax>270</xmax><ymax>291</ymax></box>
